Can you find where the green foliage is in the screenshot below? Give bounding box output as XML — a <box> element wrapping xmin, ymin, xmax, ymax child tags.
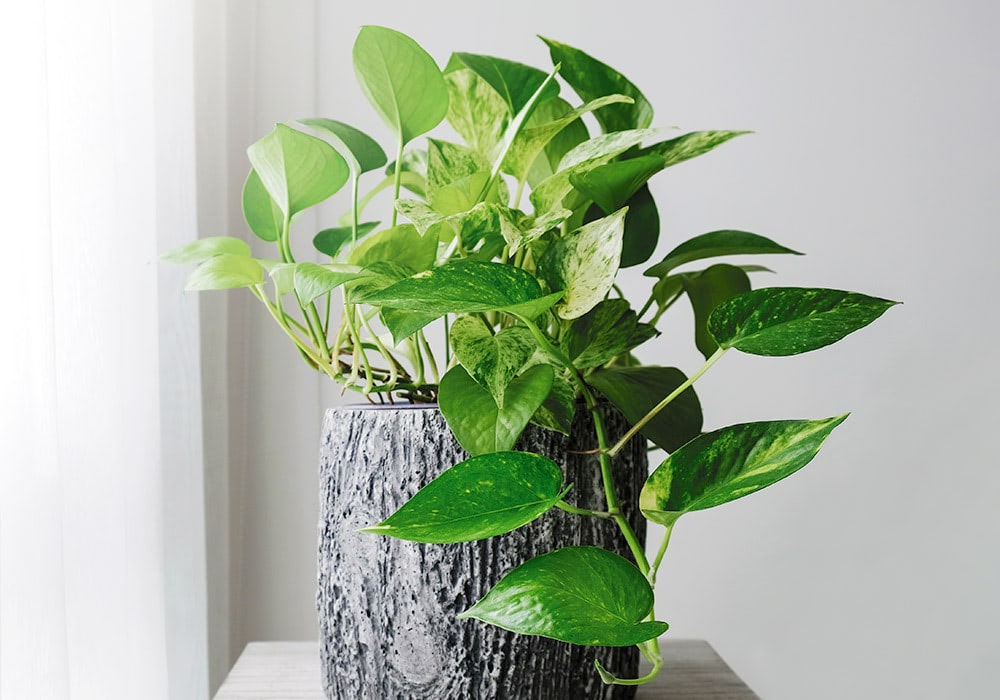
<box><xmin>166</xmin><ymin>25</ymin><xmax>896</xmax><ymax>688</ymax></box>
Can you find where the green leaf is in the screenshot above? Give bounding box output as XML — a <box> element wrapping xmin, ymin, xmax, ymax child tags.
<box><xmin>638</xmin><ymin>130</ymin><xmax>750</xmax><ymax>169</ymax></box>
<box><xmin>525</xmin><ymin>97</ymin><xmax>590</xmax><ymax>187</ymax></box>
<box><xmin>587</xmin><ymin>367</ymin><xmax>702</xmax><ymax>452</ymax></box>
<box><xmin>709</xmin><ymin>287</ymin><xmax>900</xmax><ymax>356</ymax></box>
<box><xmin>571</xmin><ymin>154</ymin><xmax>665</xmax><ymax>213</ymax></box>
<box><xmin>444</xmin><ymin>66</ymin><xmax>508</xmax><ymax>156</ymax></box>
<box><xmin>427</xmin><ymin>139</ymin><xmax>489</xmax><ymax>196</ymax></box>
<box><xmin>439</xmin><ymin>364</ymin><xmax>554</xmax><ymax>456</ymax></box>
<box><xmin>298</xmin><ymin>118</ymin><xmax>387</xmax><ymax>174</ymax></box>
<box><xmin>345</xmin><ymin>261</ymin><xmax>414</xmax><ymax>300</ymax></box>
<box><xmin>364</xmin><ymin>260</ymin><xmax>563</xmax><ymax>319</ymax></box>
<box><xmin>538</xmin><ymin>208</ymin><xmax>626</xmax><ymax>319</ymax></box>
<box><xmin>293</xmin><ymin>262</ymin><xmax>359</xmax><ymax>304</ymax></box>
<box><xmin>459</xmin><ymin>546</ymin><xmax>668</xmax><ymax>646</ymax></box>
<box><xmin>450</xmin><ymin>315</ymin><xmax>537</xmax><ymax>407</ymax></box>
<box><xmin>540</xmin><ymin>37</ymin><xmax>653</xmax><ymax>134</ymax></box>
<box><xmin>246</xmin><ymin>124</ymin><xmax>350</xmax><ymax>218</ymax></box>
<box><xmin>564</xmin><ymin>299</ymin><xmax>656</xmax><ymax>369</ymax></box>
<box><xmin>347</xmin><ymin>224</ymin><xmax>438</xmax><ymax>271</ymax></box>
<box><xmin>682</xmin><ymin>264</ymin><xmax>752</xmax><ymax>360</ymax></box>
<box><xmin>454</xmin><ymin>53</ymin><xmax>559</xmax><ymax>115</ymax></box>
<box><xmin>242</xmin><ymin>169</ymin><xmax>284</xmax><ymax>242</ymax></box>
<box><xmin>360</xmin><ymin>452</ymin><xmax>564</xmax><ymax>543</ymax></box>
<box><xmin>641</xmin><ymin>416</ymin><xmax>848</xmax><ymax>526</ymax></box>
<box><xmin>380</xmin><ymin>307</ymin><xmax>438</xmax><ymax>345</ymax></box>
<box><xmin>353</xmin><ymin>26</ymin><xmax>448</xmax><ymax>144</ymax></box>
<box><xmin>645</xmin><ymin>230</ymin><xmax>802</xmax><ymax>278</ymax></box>
<box><xmin>312</xmin><ymin>221</ymin><xmax>380</xmax><ymax>258</ymax></box>
<box><xmin>185</xmin><ymin>254</ymin><xmax>264</xmax><ymax>291</ymax></box>
<box><xmin>585</xmin><ymin>184</ymin><xmax>660</xmax><ymax>269</ymax></box>
<box><xmin>531</xmin><ymin>371</ymin><xmax>577</xmax><ymax>435</ymax></box>
<box><xmin>163</xmin><ymin>236</ymin><xmax>250</xmax><ymax>264</ymax></box>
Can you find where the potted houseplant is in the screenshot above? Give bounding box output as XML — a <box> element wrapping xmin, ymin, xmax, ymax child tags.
<box><xmin>167</xmin><ymin>25</ymin><xmax>897</xmax><ymax>699</ymax></box>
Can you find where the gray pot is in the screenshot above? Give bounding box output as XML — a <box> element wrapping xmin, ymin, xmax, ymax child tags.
<box><xmin>317</xmin><ymin>403</ymin><xmax>648</xmax><ymax>699</ymax></box>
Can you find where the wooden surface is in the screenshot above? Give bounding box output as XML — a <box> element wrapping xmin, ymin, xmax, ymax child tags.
<box><xmin>214</xmin><ymin>640</ymin><xmax>758</xmax><ymax>699</ymax></box>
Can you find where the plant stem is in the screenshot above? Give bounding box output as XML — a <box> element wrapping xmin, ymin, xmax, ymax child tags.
<box><xmin>607</xmin><ymin>346</ymin><xmax>728</xmax><ymax>457</ymax></box>
<box><xmin>391</xmin><ymin>137</ymin><xmax>403</xmax><ymax>227</ymax></box>
<box><xmin>649</xmin><ymin>521</ymin><xmax>675</xmax><ymax>586</ymax></box>
<box><xmin>554</xmin><ymin>500</ymin><xmax>612</xmax><ymax>519</ymax></box>
<box><xmin>603</xmin><ymin>658</ymin><xmax>663</xmax><ymax>686</ymax></box>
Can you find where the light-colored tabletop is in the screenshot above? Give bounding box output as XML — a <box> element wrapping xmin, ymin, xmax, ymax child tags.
<box><xmin>214</xmin><ymin>640</ymin><xmax>758</xmax><ymax>699</ymax></box>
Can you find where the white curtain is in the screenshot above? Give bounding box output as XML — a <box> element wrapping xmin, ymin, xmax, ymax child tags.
<box><xmin>0</xmin><ymin>1</ymin><xmax>208</xmax><ymax>698</ymax></box>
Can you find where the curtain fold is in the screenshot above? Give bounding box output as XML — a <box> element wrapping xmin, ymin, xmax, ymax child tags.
<box><xmin>1</xmin><ymin>1</ymin><xmax>208</xmax><ymax>698</ymax></box>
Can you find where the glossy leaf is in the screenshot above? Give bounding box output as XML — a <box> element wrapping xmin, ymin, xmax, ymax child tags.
<box><xmin>645</xmin><ymin>230</ymin><xmax>802</xmax><ymax>278</ymax></box>
<box><xmin>444</xmin><ymin>66</ymin><xmax>509</xmax><ymax>156</ymax></box>
<box><xmin>587</xmin><ymin>367</ymin><xmax>702</xmax><ymax>452</ymax></box>
<box><xmin>353</xmin><ymin>26</ymin><xmax>448</xmax><ymax>144</ymax></box>
<box><xmin>541</xmin><ymin>37</ymin><xmax>654</xmax><ymax>134</ymax></box>
<box><xmin>459</xmin><ymin>546</ymin><xmax>668</xmax><ymax>646</ymax></box>
<box><xmin>185</xmin><ymin>254</ymin><xmax>264</xmax><ymax>291</ymax></box>
<box><xmin>531</xmin><ymin>372</ymin><xmax>577</xmax><ymax>435</ymax></box>
<box><xmin>163</xmin><ymin>236</ymin><xmax>250</xmax><ymax>264</ymax></box>
<box><xmin>450</xmin><ymin>315</ymin><xmax>537</xmax><ymax>407</ymax></box>
<box><xmin>360</xmin><ymin>452</ymin><xmax>564</xmax><ymax>543</ymax></box>
<box><xmin>293</xmin><ymin>262</ymin><xmax>359</xmax><ymax>304</ymax></box>
<box><xmin>246</xmin><ymin>124</ymin><xmax>349</xmax><ymax>218</ymax></box>
<box><xmin>564</xmin><ymin>299</ymin><xmax>656</xmax><ymax>369</ymax></box>
<box><xmin>439</xmin><ymin>364</ymin><xmax>554</xmax><ymax>456</ymax></box>
<box><xmin>312</xmin><ymin>221</ymin><xmax>380</xmax><ymax>258</ymax></box>
<box><xmin>345</xmin><ymin>261</ymin><xmax>414</xmax><ymax>300</ymax></box>
<box><xmin>709</xmin><ymin>287</ymin><xmax>900</xmax><ymax>356</ymax></box>
<box><xmin>571</xmin><ymin>154</ymin><xmax>665</xmax><ymax>213</ymax></box>
<box><xmin>380</xmin><ymin>307</ymin><xmax>438</xmax><ymax>345</ymax></box>
<box><xmin>298</xmin><ymin>118</ymin><xmax>387</xmax><ymax>174</ymax></box>
<box><xmin>682</xmin><ymin>264</ymin><xmax>752</xmax><ymax>360</ymax></box>
<box><xmin>585</xmin><ymin>184</ymin><xmax>660</xmax><ymax>268</ymax></box>
<box><xmin>242</xmin><ymin>169</ymin><xmax>283</xmax><ymax>242</ymax></box>
<box><xmin>454</xmin><ymin>53</ymin><xmax>559</xmax><ymax>115</ymax></box>
<box><xmin>525</xmin><ymin>97</ymin><xmax>590</xmax><ymax>186</ymax></box>
<box><xmin>364</xmin><ymin>260</ymin><xmax>563</xmax><ymax>319</ymax></box>
<box><xmin>538</xmin><ymin>208</ymin><xmax>625</xmax><ymax>319</ymax></box>
<box><xmin>638</xmin><ymin>130</ymin><xmax>750</xmax><ymax>169</ymax></box>
<box><xmin>641</xmin><ymin>416</ymin><xmax>848</xmax><ymax>526</ymax></box>
<box><xmin>348</xmin><ymin>224</ymin><xmax>438</xmax><ymax>271</ymax></box>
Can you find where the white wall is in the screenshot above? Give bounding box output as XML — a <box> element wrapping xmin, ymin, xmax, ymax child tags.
<box><xmin>201</xmin><ymin>1</ymin><xmax>1000</xmax><ymax>697</ymax></box>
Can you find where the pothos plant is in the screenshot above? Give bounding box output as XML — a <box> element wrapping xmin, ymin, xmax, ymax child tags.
<box><xmin>168</xmin><ymin>26</ymin><xmax>897</xmax><ymax>687</ymax></box>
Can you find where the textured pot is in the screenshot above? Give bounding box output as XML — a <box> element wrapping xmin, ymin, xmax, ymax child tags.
<box><xmin>317</xmin><ymin>403</ymin><xmax>648</xmax><ymax>700</ymax></box>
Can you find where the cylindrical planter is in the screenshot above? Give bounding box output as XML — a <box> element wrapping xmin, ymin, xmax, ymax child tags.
<box><xmin>317</xmin><ymin>404</ymin><xmax>648</xmax><ymax>700</ymax></box>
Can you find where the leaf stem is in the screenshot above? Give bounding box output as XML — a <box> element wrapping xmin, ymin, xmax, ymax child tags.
<box><xmin>649</xmin><ymin>521</ymin><xmax>675</xmax><ymax>586</ymax></box>
<box><xmin>391</xmin><ymin>137</ymin><xmax>404</xmax><ymax>227</ymax></box>
<box><xmin>554</xmin><ymin>500</ymin><xmax>612</xmax><ymax>519</ymax></box>
<box><xmin>607</xmin><ymin>346</ymin><xmax>728</xmax><ymax>457</ymax></box>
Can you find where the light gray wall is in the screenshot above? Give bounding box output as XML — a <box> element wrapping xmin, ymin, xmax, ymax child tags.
<box><xmin>199</xmin><ymin>1</ymin><xmax>1000</xmax><ymax>696</ymax></box>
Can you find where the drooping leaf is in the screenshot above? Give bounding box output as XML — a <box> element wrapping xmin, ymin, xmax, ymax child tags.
<box><xmin>347</xmin><ymin>224</ymin><xmax>438</xmax><ymax>271</ymax></box>
<box><xmin>439</xmin><ymin>364</ymin><xmax>554</xmax><ymax>456</ymax></box>
<box><xmin>444</xmin><ymin>66</ymin><xmax>509</xmax><ymax>156</ymax></box>
<box><xmin>185</xmin><ymin>254</ymin><xmax>264</xmax><ymax>291</ymax></box>
<box><xmin>242</xmin><ymin>169</ymin><xmax>284</xmax><ymax>242</ymax></box>
<box><xmin>163</xmin><ymin>236</ymin><xmax>251</xmax><ymax>264</ymax></box>
<box><xmin>564</xmin><ymin>299</ymin><xmax>656</xmax><ymax>368</ymax></box>
<box><xmin>681</xmin><ymin>264</ymin><xmax>752</xmax><ymax>360</ymax></box>
<box><xmin>541</xmin><ymin>37</ymin><xmax>654</xmax><ymax>134</ymax></box>
<box><xmin>454</xmin><ymin>53</ymin><xmax>559</xmax><ymax>115</ymax></box>
<box><xmin>587</xmin><ymin>366</ymin><xmax>702</xmax><ymax>452</ymax></box>
<box><xmin>353</xmin><ymin>26</ymin><xmax>449</xmax><ymax>144</ymax></box>
<box><xmin>459</xmin><ymin>546</ymin><xmax>668</xmax><ymax>646</ymax></box>
<box><xmin>645</xmin><ymin>230</ymin><xmax>802</xmax><ymax>278</ymax></box>
<box><xmin>637</xmin><ymin>130</ymin><xmax>750</xmax><ymax>169</ymax></box>
<box><xmin>641</xmin><ymin>416</ymin><xmax>848</xmax><ymax>526</ymax></box>
<box><xmin>312</xmin><ymin>222</ymin><xmax>380</xmax><ymax>258</ymax></box>
<box><xmin>538</xmin><ymin>208</ymin><xmax>626</xmax><ymax>319</ymax></box>
<box><xmin>360</xmin><ymin>451</ymin><xmax>564</xmax><ymax>543</ymax></box>
<box><xmin>345</xmin><ymin>261</ymin><xmax>415</xmax><ymax>300</ymax></box>
<box><xmin>298</xmin><ymin>118</ymin><xmax>387</xmax><ymax>174</ymax></box>
<box><xmin>246</xmin><ymin>124</ymin><xmax>350</xmax><ymax>218</ymax></box>
<box><xmin>449</xmin><ymin>315</ymin><xmax>537</xmax><ymax>407</ymax></box>
<box><xmin>363</xmin><ymin>260</ymin><xmax>563</xmax><ymax>319</ymax></box>
<box><xmin>380</xmin><ymin>307</ymin><xmax>439</xmax><ymax>345</ymax></box>
<box><xmin>709</xmin><ymin>287</ymin><xmax>900</xmax><ymax>356</ymax></box>
<box><xmin>293</xmin><ymin>262</ymin><xmax>360</xmax><ymax>304</ymax></box>
<box><xmin>531</xmin><ymin>371</ymin><xmax>577</xmax><ymax>435</ymax></box>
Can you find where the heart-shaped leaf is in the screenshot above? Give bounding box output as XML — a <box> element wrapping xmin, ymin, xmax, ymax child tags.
<box><xmin>185</xmin><ymin>254</ymin><xmax>264</xmax><ymax>291</ymax></box>
<box><xmin>347</xmin><ymin>224</ymin><xmax>438</xmax><ymax>271</ymax></box>
<box><xmin>538</xmin><ymin>208</ymin><xmax>625</xmax><ymax>319</ymax></box>
<box><xmin>564</xmin><ymin>299</ymin><xmax>656</xmax><ymax>369</ymax></box>
<box><xmin>246</xmin><ymin>124</ymin><xmax>350</xmax><ymax>218</ymax></box>
<box><xmin>292</xmin><ymin>262</ymin><xmax>360</xmax><ymax>304</ymax></box>
<box><xmin>312</xmin><ymin>221</ymin><xmax>380</xmax><ymax>258</ymax></box>
<box><xmin>459</xmin><ymin>546</ymin><xmax>668</xmax><ymax>647</ymax></box>
<box><xmin>450</xmin><ymin>316</ymin><xmax>537</xmax><ymax>406</ymax></box>
<box><xmin>363</xmin><ymin>260</ymin><xmax>563</xmax><ymax>319</ymax></box>
<box><xmin>242</xmin><ymin>169</ymin><xmax>284</xmax><ymax>242</ymax></box>
<box><xmin>380</xmin><ymin>307</ymin><xmax>439</xmax><ymax>345</ymax></box>
<box><xmin>681</xmin><ymin>264</ymin><xmax>752</xmax><ymax>359</ymax></box>
<box><xmin>360</xmin><ymin>451</ymin><xmax>564</xmax><ymax>543</ymax></box>
<box><xmin>645</xmin><ymin>230</ymin><xmax>802</xmax><ymax>278</ymax></box>
<box><xmin>353</xmin><ymin>26</ymin><xmax>449</xmax><ymax>145</ymax></box>
<box><xmin>439</xmin><ymin>364</ymin><xmax>554</xmax><ymax>456</ymax></box>
<box><xmin>453</xmin><ymin>53</ymin><xmax>559</xmax><ymax>116</ymax></box>
<box><xmin>163</xmin><ymin>236</ymin><xmax>250</xmax><ymax>264</ymax></box>
<box><xmin>298</xmin><ymin>118</ymin><xmax>387</xmax><ymax>174</ymax></box>
<box><xmin>587</xmin><ymin>366</ymin><xmax>702</xmax><ymax>452</ymax></box>
<box><xmin>709</xmin><ymin>287</ymin><xmax>900</xmax><ymax>356</ymax></box>
<box><xmin>540</xmin><ymin>37</ymin><xmax>654</xmax><ymax>134</ymax></box>
<box><xmin>641</xmin><ymin>416</ymin><xmax>848</xmax><ymax>526</ymax></box>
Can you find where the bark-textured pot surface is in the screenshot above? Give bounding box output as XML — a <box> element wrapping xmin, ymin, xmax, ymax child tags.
<box><xmin>317</xmin><ymin>403</ymin><xmax>648</xmax><ymax>700</ymax></box>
